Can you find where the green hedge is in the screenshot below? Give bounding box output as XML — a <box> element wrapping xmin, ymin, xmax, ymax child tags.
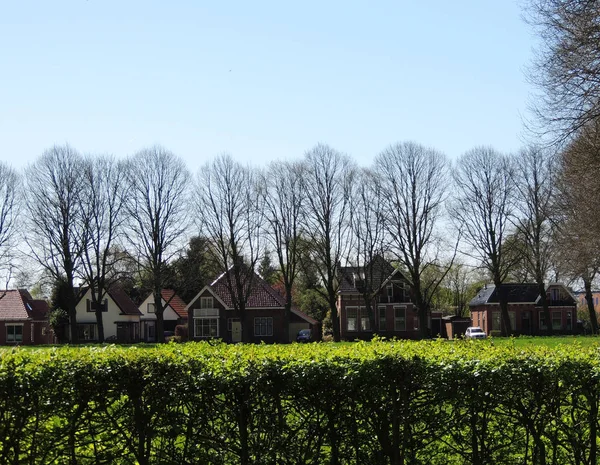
<box><xmin>1</xmin><ymin>339</ymin><xmax>599</xmax><ymax>464</ymax></box>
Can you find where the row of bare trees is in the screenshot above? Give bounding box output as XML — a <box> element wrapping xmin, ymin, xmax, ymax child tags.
<box><xmin>0</xmin><ymin>138</ymin><xmax>594</xmax><ymax>343</ymax></box>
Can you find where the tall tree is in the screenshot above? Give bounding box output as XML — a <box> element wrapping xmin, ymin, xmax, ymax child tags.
<box><xmin>554</xmin><ymin>123</ymin><xmax>600</xmax><ymax>332</ymax></box>
<box><xmin>0</xmin><ymin>162</ymin><xmax>19</xmax><ymax>285</ymax></box>
<box><xmin>513</xmin><ymin>145</ymin><xmax>558</xmax><ymax>334</ymax></box>
<box><xmin>377</xmin><ymin>141</ymin><xmax>453</xmax><ymax>338</ymax></box>
<box><xmin>195</xmin><ymin>154</ymin><xmax>263</xmax><ymax>343</ymax></box>
<box><xmin>125</xmin><ymin>146</ymin><xmax>191</xmax><ymax>343</ymax></box>
<box><xmin>524</xmin><ymin>0</ymin><xmax>600</xmax><ymax>144</ymax></box>
<box><xmin>301</xmin><ymin>144</ymin><xmax>355</xmax><ymax>342</ymax></box>
<box><xmin>452</xmin><ymin>147</ymin><xmax>517</xmax><ymax>336</ymax></box>
<box><xmin>80</xmin><ymin>155</ymin><xmax>127</xmax><ymax>342</ymax></box>
<box><xmin>261</xmin><ymin>161</ymin><xmax>304</xmax><ymax>342</ymax></box>
<box><xmin>25</xmin><ymin>145</ymin><xmax>87</xmax><ymax>343</ymax></box>
<box><xmin>348</xmin><ymin>168</ymin><xmax>387</xmax><ymax>333</ymax></box>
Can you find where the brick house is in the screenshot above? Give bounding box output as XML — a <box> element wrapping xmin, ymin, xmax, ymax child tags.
<box><xmin>337</xmin><ymin>256</ymin><xmax>421</xmax><ymax>340</ymax></box>
<box><xmin>0</xmin><ymin>289</ymin><xmax>53</xmax><ymax>345</ymax></box>
<box><xmin>470</xmin><ymin>283</ymin><xmax>577</xmax><ymax>335</ymax></box>
<box><xmin>186</xmin><ymin>268</ymin><xmax>317</xmax><ymax>343</ymax></box>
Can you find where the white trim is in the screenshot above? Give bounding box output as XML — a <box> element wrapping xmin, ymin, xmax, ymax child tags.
<box><xmin>184</xmin><ymin>286</ymin><xmax>228</xmax><ymax>312</ymax></box>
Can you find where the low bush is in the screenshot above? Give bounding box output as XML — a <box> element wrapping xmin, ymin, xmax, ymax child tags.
<box><xmin>1</xmin><ymin>340</ymin><xmax>599</xmax><ymax>464</ymax></box>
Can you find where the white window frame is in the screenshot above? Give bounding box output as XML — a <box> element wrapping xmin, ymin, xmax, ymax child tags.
<box><xmin>552</xmin><ymin>311</ymin><xmax>562</xmax><ymax>330</ymax></box>
<box><xmin>346</xmin><ymin>306</ymin><xmax>358</xmax><ymax>332</ymax></box>
<box><xmin>194</xmin><ymin>308</ymin><xmax>219</xmax><ymax>338</ymax></box>
<box><xmin>147</xmin><ymin>302</ymin><xmax>155</xmax><ymax>313</ymax></box>
<box><xmin>6</xmin><ymin>324</ymin><xmax>23</xmax><ymax>343</ymax></box>
<box><xmin>394</xmin><ymin>306</ymin><xmax>406</xmax><ymax>331</ymax></box>
<box><xmin>360</xmin><ymin>306</ymin><xmax>371</xmax><ymax>331</ymax></box>
<box><xmin>378</xmin><ymin>306</ymin><xmax>387</xmax><ymax>331</ymax></box>
<box><xmin>254</xmin><ymin>317</ymin><xmax>273</xmax><ymax>337</ymax></box>
<box><xmin>200</xmin><ymin>297</ymin><xmax>214</xmax><ymax>309</ymax></box>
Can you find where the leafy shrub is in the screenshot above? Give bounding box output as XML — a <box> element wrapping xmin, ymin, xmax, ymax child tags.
<box><xmin>1</xmin><ymin>341</ymin><xmax>599</xmax><ymax>464</ymax></box>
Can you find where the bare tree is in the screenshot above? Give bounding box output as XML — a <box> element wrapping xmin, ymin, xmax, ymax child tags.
<box><xmin>554</xmin><ymin>123</ymin><xmax>600</xmax><ymax>332</ymax></box>
<box><xmin>301</xmin><ymin>144</ymin><xmax>355</xmax><ymax>342</ymax></box>
<box><xmin>348</xmin><ymin>168</ymin><xmax>387</xmax><ymax>333</ymax></box>
<box><xmin>513</xmin><ymin>145</ymin><xmax>558</xmax><ymax>334</ymax></box>
<box><xmin>452</xmin><ymin>147</ymin><xmax>517</xmax><ymax>336</ymax></box>
<box><xmin>377</xmin><ymin>141</ymin><xmax>453</xmax><ymax>338</ymax></box>
<box><xmin>444</xmin><ymin>262</ymin><xmax>477</xmax><ymax>318</ymax></box>
<box><xmin>80</xmin><ymin>155</ymin><xmax>127</xmax><ymax>342</ymax></box>
<box><xmin>195</xmin><ymin>154</ymin><xmax>263</xmax><ymax>343</ymax></box>
<box><xmin>25</xmin><ymin>145</ymin><xmax>87</xmax><ymax>343</ymax></box>
<box><xmin>125</xmin><ymin>146</ymin><xmax>191</xmax><ymax>343</ymax></box>
<box><xmin>524</xmin><ymin>0</ymin><xmax>600</xmax><ymax>144</ymax></box>
<box><xmin>261</xmin><ymin>161</ymin><xmax>304</xmax><ymax>342</ymax></box>
<box><xmin>0</xmin><ymin>162</ymin><xmax>19</xmax><ymax>285</ymax></box>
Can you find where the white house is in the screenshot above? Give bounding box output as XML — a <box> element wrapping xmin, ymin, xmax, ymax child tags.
<box><xmin>74</xmin><ymin>286</ymin><xmax>141</xmax><ymax>342</ymax></box>
<box><xmin>138</xmin><ymin>289</ymin><xmax>188</xmax><ymax>342</ymax></box>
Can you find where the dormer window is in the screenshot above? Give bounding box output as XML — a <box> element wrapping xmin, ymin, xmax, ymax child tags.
<box><xmin>200</xmin><ymin>297</ymin><xmax>214</xmax><ymax>309</ymax></box>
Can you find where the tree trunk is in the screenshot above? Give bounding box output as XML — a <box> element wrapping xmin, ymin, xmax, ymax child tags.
<box><xmin>154</xmin><ymin>290</ymin><xmax>164</xmax><ymax>343</ymax></box>
<box><xmin>330</xmin><ymin>292</ymin><xmax>340</xmax><ymax>342</ymax></box>
<box><xmin>67</xmin><ymin>283</ymin><xmax>79</xmax><ymax>344</ymax></box>
<box><xmin>284</xmin><ymin>283</ymin><xmax>292</xmax><ymax>343</ymax></box>
<box><xmin>537</xmin><ymin>282</ymin><xmax>552</xmax><ymax>336</ymax></box>
<box><xmin>494</xmin><ymin>281</ymin><xmax>513</xmax><ymax>337</ymax></box>
<box><xmin>95</xmin><ymin>308</ymin><xmax>105</xmax><ymax>343</ymax></box>
<box><xmin>584</xmin><ymin>278</ymin><xmax>599</xmax><ymax>334</ymax></box>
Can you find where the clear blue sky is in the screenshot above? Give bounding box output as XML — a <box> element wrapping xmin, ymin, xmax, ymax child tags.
<box><xmin>0</xmin><ymin>1</ymin><xmax>535</xmax><ymax>172</ymax></box>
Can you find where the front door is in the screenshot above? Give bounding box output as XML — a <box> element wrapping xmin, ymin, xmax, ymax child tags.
<box><xmin>147</xmin><ymin>322</ymin><xmax>156</xmax><ymax>342</ymax></box>
<box><xmin>232</xmin><ymin>321</ymin><xmax>242</xmax><ymax>343</ymax></box>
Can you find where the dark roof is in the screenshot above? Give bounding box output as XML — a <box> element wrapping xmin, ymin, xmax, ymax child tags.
<box><xmin>470</xmin><ymin>283</ymin><xmax>541</xmax><ymax>306</ymax></box>
<box><xmin>210</xmin><ymin>268</ymin><xmax>286</xmax><ymax>309</ymax></box>
<box><xmin>339</xmin><ymin>255</ymin><xmax>401</xmax><ymax>294</ymax></box>
<box><xmin>161</xmin><ymin>289</ymin><xmax>188</xmax><ymax>318</ymax></box>
<box><xmin>0</xmin><ymin>290</ymin><xmax>49</xmax><ymax>321</ymax></box>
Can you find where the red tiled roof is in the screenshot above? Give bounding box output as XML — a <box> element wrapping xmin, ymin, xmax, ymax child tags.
<box><xmin>210</xmin><ymin>268</ymin><xmax>286</xmax><ymax>309</ymax></box>
<box><xmin>161</xmin><ymin>289</ymin><xmax>188</xmax><ymax>319</ymax></box>
<box><xmin>0</xmin><ymin>290</ymin><xmax>49</xmax><ymax>321</ymax></box>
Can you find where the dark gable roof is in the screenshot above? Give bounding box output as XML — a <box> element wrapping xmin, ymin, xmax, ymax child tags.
<box><xmin>339</xmin><ymin>255</ymin><xmax>401</xmax><ymax>294</ymax></box>
<box><xmin>469</xmin><ymin>283</ymin><xmax>542</xmax><ymax>306</ymax></box>
<box><xmin>210</xmin><ymin>268</ymin><xmax>286</xmax><ymax>309</ymax></box>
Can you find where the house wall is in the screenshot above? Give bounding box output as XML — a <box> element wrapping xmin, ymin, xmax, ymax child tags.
<box><xmin>75</xmin><ymin>289</ymin><xmax>140</xmax><ymax>341</ymax></box>
<box><xmin>138</xmin><ymin>294</ymin><xmax>182</xmax><ymax>322</ymax></box>
<box><xmin>337</xmin><ymin>292</ymin><xmax>418</xmax><ymax>340</ymax></box>
<box><xmin>470</xmin><ymin>303</ymin><xmax>577</xmax><ymax>335</ymax></box>
<box><xmin>0</xmin><ymin>320</ymin><xmax>33</xmax><ymax>345</ymax></box>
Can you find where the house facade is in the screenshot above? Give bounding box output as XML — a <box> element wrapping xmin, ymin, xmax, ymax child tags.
<box><xmin>0</xmin><ymin>289</ymin><xmax>53</xmax><ymax>345</ymax></box>
<box><xmin>138</xmin><ymin>289</ymin><xmax>187</xmax><ymax>342</ymax></box>
<box><xmin>337</xmin><ymin>257</ymin><xmax>421</xmax><ymax>340</ymax></box>
<box><xmin>470</xmin><ymin>283</ymin><xmax>577</xmax><ymax>335</ymax></box>
<box><xmin>74</xmin><ymin>287</ymin><xmax>141</xmax><ymax>342</ymax></box>
<box><xmin>186</xmin><ymin>269</ymin><xmax>317</xmax><ymax>343</ymax></box>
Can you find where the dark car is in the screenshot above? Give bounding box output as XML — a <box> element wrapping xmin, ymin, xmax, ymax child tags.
<box><xmin>296</xmin><ymin>329</ymin><xmax>312</xmax><ymax>343</ymax></box>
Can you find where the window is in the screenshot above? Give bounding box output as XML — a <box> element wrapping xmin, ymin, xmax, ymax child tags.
<box><xmin>346</xmin><ymin>307</ymin><xmax>358</xmax><ymax>331</ymax></box>
<box><xmin>414</xmin><ymin>312</ymin><xmax>419</xmax><ymax>331</ymax></box>
<box><xmin>147</xmin><ymin>303</ymin><xmax>155</xmax><ymax>313</ymax></box>
<box><xmin>6</xmin><ymin>325</ymin><xmax>23</xmax><ymax>343</ymax></box>
<box><xmin>378</xmin><ymin>306</ymin><xmax>387</xmax><ymax>331</ymax></box>
<box><xmin>509</xmin><ymin>311</ymin><xmax>516</xmax><ymax>332</ymax></box>
<box><xmin>200</xmin><ymin>297</ymin><xmax>214</xmax><ymax>309</ymax></box>
<box><xmin>539</xmin><ymin>312</ymin><xmax>547</xmax><ymax>330</ymax></box>
<box><xmin>492</xmin><ymin>311</ymin><xmax>501</xmax><ymax>331</ymax></box>
<box><xmin>552</xmin><ymin>311</ymin><xmax>562</xmax><ymax>330</ymax></box>
<box><xmin>360</xmin><ymin>306</ymin><xmax>371</xmax><ymax>331</ymax></box>
<box><xmin>77</xmin><ymin>324</ymin><xmax>96</xmax><ymax>341</ymax></box>
<box><xmin>86</xmin><ymin>299</ymin><xmax>108</xmax><ymax>312</ymax></box>
<box><xmin>566</xmin><ymin>312</ymin><xmax>572</xmax><ymax>331</ymax></box>
<box><xmin>387</xmin><ymin>284</ymin><xmax>393</xmax><ymax>301</ymax></box>
<box><xmin>254</xmin><ymin>317</ymin><xmax>273</xmax><ymax>336</ymax></box>
<box><xmin>394</xmin><ymin>306</ymin><xmax>406</xmax><ymax>331</ymax></box>
<box><xmin>194</xmin><ymin>308</ymin><xmax>219</xmax><ymax>338</ymax></box>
